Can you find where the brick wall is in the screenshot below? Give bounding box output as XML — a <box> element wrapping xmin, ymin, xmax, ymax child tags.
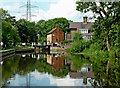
<box><xmin>52</xmin><ymin>26</ymin><xmax>64</xmax><ymax>43</ymax></box>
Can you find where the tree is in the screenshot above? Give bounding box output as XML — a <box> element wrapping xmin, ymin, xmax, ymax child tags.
<box><xmin>76</xmin><ymin>1</ymin><xmax>120</xmax><ymax>52</ymax></box>
<box><xmin>16</xmin><ymin>19</ymin><xmax>37</xmax><ymax>43</ymax></box>
<box><xmin>73</xmin><ymin>32</ymin><xmax>83</xmax><ymax>41</ymax></box>
<box><xmin>1</xmin><ymin>8</ymin><xmax>20</xmax><ymax>47</ymax></box>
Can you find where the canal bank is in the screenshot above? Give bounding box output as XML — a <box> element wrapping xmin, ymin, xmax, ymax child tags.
<box><xmin>0</xmin><ymin>48</ymin><xmax>34</xmax><ymax>61</ymax></box>
<box><xmin>0</xmin><ymin>44</ymin><xmax>70</xmax><ymax>61</ymax></box>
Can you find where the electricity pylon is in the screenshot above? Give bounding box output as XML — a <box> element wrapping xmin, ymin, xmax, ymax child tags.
<box><xmin>20</xmin><ymin>0</ymin><xmax>38</xmax><ymax>21</ymax></box>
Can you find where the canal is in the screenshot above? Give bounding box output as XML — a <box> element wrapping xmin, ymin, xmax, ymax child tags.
<box><xmin>1</xmin><ymin>51</ymin><xmax>120</xmax><ymax>87</ymax></box>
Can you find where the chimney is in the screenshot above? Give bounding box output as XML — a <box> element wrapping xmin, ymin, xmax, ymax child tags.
<box><xmin>83</xmin><ymin>16</ymin><xmax>88</xmax><ymax>24</ymax></box>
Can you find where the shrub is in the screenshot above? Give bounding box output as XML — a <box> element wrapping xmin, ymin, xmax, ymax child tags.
<box><xmin>60</xmin><ymin>40</ymin><xmax>69</xmax><ymax>44</ymax></box>
<box><xmin>70</xmin><ymin>40</ymin><xmax>91</xmax><ymax>53</ymax></box>
<box><xmin>73</xmin><ymin>32</ymin><xmax>83</xmax><ymax>41</ymax></box>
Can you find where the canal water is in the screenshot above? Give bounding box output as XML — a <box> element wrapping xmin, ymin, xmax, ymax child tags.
<box><xmin>1</xmin><ymin>51</ymin><xmax>120</xmax><ymax>87</ymax></box>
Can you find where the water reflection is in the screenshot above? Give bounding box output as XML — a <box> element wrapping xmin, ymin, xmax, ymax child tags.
<box><xmin>2</xmin><ymin>53</ymin><xmax>93</xmax><ymax>87</ymax></box>
<box><xmin>2</xmin><ymin>52</ymin><xmax>119</xmax><ymax>87</ymax></box>
<box><xmin>47</xmin><ymin>54</ymin><xmax>64</xmax><ymax>73</ymax></box>
<box><xmin>89</xmin><ymin>56</ymin><xmax>120</xmax><ymax>87</ymax></box>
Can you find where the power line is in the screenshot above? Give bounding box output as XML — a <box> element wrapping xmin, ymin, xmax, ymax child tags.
<box><xmin>20</xmin><ymin>0</ymin><xmax>38</xmax><ymax>21</ymax></box>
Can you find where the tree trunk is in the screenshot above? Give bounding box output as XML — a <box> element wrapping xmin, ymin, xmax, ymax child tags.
<box><xmin>106</xmin><ymin>61</ymin><xmax>110</xmax><ymax>75</ymax></box>
<box><xmin>106</xmin><ymin>36</ymin><xmax>110</xmax><ymax>52</ymax></box>
<box><xmin>105</xmin><ymin>60</ymin><xmax>110</xmax><ymax>85</ymax></box>
<box><xmin>105</xmin><ymin>36</ymin><xmax>111</xmax><ymax>85</ymax></box>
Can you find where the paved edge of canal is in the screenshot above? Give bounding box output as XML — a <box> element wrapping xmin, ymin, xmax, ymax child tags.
<box><xmin>0</xmin><ymin>48</ymin><xmax>34</xmax><ymax>61</ymax></box>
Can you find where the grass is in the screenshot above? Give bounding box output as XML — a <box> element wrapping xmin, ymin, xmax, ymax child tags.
<box><xmin>0</xmin><ymin>46</ymin><xmax>33</xmax><ymax>51</ymax></box>
<box><xmin>72</xmin><ymin>52</ymin><xmax>94</xmax><ymax>57</ymax></box>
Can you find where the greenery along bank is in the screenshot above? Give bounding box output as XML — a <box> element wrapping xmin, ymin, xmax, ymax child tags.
<box><xmin>70</xmin><ymin>1</ymin><xmax>120</xmax><ymax>58</ymax></box>
<box><xmin>0</xmin><ymin>8</ymin><xmax>71</xmax><ymax>48</ymax></box>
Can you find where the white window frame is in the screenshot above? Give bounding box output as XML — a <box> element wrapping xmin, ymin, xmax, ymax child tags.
<box><xmin>79</xmin><ymin>29</ymin><xmax>88</xmax><ymax>33</ymax></box>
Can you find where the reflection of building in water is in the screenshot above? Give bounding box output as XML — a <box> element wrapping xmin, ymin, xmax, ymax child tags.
<box><xmin>47</xmin><ymin>54</ymin><xmax>53</xmax><ymax>64</ymax></box>
<box><xmin>47</xmin><ymin>54</ymin><xmax>64</xmax><ymax>73</ymax></box>
<box><xmin>69</xmin><ymin>65</ymin><xmax>94</xmax><ymax>85</ymax></box>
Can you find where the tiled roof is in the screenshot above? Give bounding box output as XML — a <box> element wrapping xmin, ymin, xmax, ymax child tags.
<box><xmin>69</xmin><ymin>22</ymin><xmax>94</xmax><ymax>30</ymax></box>
<box><xmin>48</xmin><ymin>28</ymin><xmax>56</xmax><ymax>34</ymax></box>
<box><xmin>82</xmin><ymin>32</ymin><xmax>94</xmax><ymax>36</ymax></box>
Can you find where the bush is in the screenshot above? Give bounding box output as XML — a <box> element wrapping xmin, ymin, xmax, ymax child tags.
<box><xmin>60</xmin><ymin>40</ymin><xmax>69</xmax><ymax>44</ymax></box>
<box><xmin>70</xmin><ymin>40</ymin><xmax>91</xmax><ymax>53</ymax></box>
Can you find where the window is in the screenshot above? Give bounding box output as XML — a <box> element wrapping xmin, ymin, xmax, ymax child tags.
<box><xmin>79</xmin><ymin>29</ymin><xmax>88</xmax><ymax>33</ymax></box>
<box><xmin>56</xmin><ymin>39</ymin><xmax>58</xmax><ymax>42</ymax></box>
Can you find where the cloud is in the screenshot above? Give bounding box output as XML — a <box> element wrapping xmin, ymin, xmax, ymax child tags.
<box><xmin>32</xmin><ymin>0</ymin><xmax>82</xmax><ymax>22</ymax></box>
<box><xmin>8</xmin><ymin>70</ymin><xmax>92</xmax><ymax>86</ymax></box>
<box><xmin>47</xmin><ymin>0</ymin><xmax>77</xmax><ymax>18</ymax></box>
<box><xmin>0</xmin><ymin>2</ymin><xmax>21</xmax><ymax>20</ymax></box>
<box><xmin>0</xmin><ymin>2</ymin><xmax>20</xmax><ymax>12</ymax></box>
<box><xmin>0</xmin><ymin>0</ymin><xmax>94</xmax><ymax>22</ymax></box>
<box><xmin>30</xmin><ymin>70</ymin><xmax>91</xmax><ymax>86</ymax></box>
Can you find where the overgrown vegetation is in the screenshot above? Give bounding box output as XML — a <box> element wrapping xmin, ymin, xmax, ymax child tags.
<box><xmin>70</xmin><ymin>32</ymin><xmax>91</xmax><ymax>53</ymax></box>
<box><xmin>60</xmin><ymin>40</ymin><xmax>69</xmax><ymax>44</ymax></box>
<box><xmin>70</xmin><ymin>2</ymin><xmax>120</xmax><ymax>58</ymax></box>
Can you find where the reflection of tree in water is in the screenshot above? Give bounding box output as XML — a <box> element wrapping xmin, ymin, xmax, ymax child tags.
<box><xmin>70</xmin><ymin>54</ymin><xmax>91</xmax><ymax>71</ymax></box>
<box><xmin>17</xmin><ymin>55</ymin><xmax>37</xmax><ymax>76</ymax></box>
<box><xmin>1</xmin><ymin>53</ymin><xmax>70</xmax><ymax>87</ymax></box>
<box><xmin>89</xmin><ymin>56</ymin><xmax>120</xmax><ymax>87</ymax></box>
<box><xmin>2</xmin><ymin>55</ymin><xmax>21</xmax><ymax>86</ymax></box>
<box><xmin>36</xmin><ymin>54</ymin><xmax>70</xmax><ymax>78</ymax></box>
<box><xmin>69</xmin><ymin>54</ymin><xmax>94</xmax><ymax>85</ymax></box>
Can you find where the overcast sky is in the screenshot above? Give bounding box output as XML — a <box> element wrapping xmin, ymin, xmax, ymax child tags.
<box><xmin>0</xmin><ymin>0</ymin><xmax>93</xmax><ymax>22</ymax></box>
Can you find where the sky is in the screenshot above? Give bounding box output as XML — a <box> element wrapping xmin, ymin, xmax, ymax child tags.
<box><xmin>0</xmin><ymin>0</ymin><xmax>94</xmax><ymax>22</ymax></box>
<box><xmin>9</xmin><ymin>70</ymin><xmax>92</xmax><ymax>86</ymax></box>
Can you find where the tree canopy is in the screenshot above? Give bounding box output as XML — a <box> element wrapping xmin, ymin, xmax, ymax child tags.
<box><xmin>1</xmin><ymin>8</ymin><xmax>20</xmax><ymax>47</ymax></box>
<box><xmin>16</xmin><ymin>19</ymin><xmax>37</xmax><ymax>43</ymax></box>
<box><xmin>76</xmin><ymin>1</ymin><xmax>120</xmax><ymax>57</ymax></box>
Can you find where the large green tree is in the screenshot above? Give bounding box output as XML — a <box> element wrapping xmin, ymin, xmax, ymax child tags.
<box><xmin>76</xmin><ymin>1</ymin><xmax>120</xmax><ymax>52</ymax></box>
<box><xmin>0</xmin><ymin>8</ymin><xmax>20</xmax><ymax>47</ymax></box>
<box><xmin>16</xmin><ymin>19</ymin><xmax>37</xmax><ymax>43</ymax></box>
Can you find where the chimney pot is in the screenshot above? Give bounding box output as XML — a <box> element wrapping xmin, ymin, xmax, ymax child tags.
<box><xmin>83</xmin><ymin>16</ymin><xmax>88</xmax><ymax>24</ymax></box>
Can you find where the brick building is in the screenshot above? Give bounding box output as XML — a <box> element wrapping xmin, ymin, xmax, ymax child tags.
<box><xmin>47</xmin><ymin>25</ymin><xmax>64</xmax><ymax>45</ymax></box>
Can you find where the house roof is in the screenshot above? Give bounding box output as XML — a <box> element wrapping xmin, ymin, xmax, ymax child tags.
<box><xmin>82</xmin><ymin>32</ymin><xmax>94</xmax><ymax>36</ymax></box>
<box><xmin>69</xmin><ymin>22</ymin><xmax>94</xmax><ymax>30</ymax></box>
<box><xmin>48</xmin><ymin>28</ymin><xmax>56</xmax><ymax>34</ymax></box>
